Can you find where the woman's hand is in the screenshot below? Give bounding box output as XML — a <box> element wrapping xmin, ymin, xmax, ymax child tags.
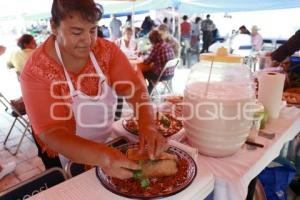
<box><xmin>100</xmin><ymin>148</ymin><xmax>141</xmax><ymax>179</ymax></box>
<box><xmin>139</xmin><ymin>126</ymin><xmax>169</xmax><ymax>160</ymax></box>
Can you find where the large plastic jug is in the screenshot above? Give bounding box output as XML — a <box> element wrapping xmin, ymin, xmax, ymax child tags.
<box><xmin>184</xmin><ymin>48</ymin><xmax>256</xmax><ymax>157</ymax></box>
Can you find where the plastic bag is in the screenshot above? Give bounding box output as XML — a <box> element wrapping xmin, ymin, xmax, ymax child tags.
<box><xmin>258</xmin><ymin>157</ymin><xmax>296</xmax><ymax>200</ymax></box>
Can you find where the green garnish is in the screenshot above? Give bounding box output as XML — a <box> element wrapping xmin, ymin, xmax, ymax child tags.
<box><xmin>133</xmin><ymin>170</ymin><xmax>150</xmax><ymax>188</ymax></box>
<box><xmin>141</xmin><ymin>178</ymin><xmax>150</xmax><ymax>188</ymax></box>
<box><xmin>133</xmin><ymin>170</ymin><xmax>143</xmax><ymax>179</ymax></box>
<box><xmin>160</xmin><ymin>114</ymin><xmax>170</xmax><ymax>127</ymax></box>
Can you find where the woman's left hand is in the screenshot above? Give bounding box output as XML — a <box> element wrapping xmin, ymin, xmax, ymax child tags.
<box><xmin>139</xmin><ymin>126</ymin><xmax>169</xmax><ymax>160</ymax></box>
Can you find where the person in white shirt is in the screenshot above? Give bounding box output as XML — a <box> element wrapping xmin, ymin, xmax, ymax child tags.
<box><xmin>231</xmin><ymin>26</ymin><xmax>252</xmax><ymax>54</ymax></box>
<box><xmin>251</xmin><ymin>25</ymin><xmax>263</xmax><ymax>51</ymax></box>
<box><xmin>115</xmin><ymin>27</ymin><xmax>137</xmax><ymax>58</ymax></box>
<box><xmin>109</xmin><ymin>14</ymin><xmax>122</xmax><ymax>41</ymax></box>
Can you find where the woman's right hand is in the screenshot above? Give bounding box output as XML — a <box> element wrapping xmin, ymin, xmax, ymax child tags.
<box><xmin>100</xmin><ymin>148</ymin><xmax>141</xmax><ymax>179</ymax></box>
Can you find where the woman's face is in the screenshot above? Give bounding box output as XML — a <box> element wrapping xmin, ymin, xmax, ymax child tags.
<box><xmin>27</xmin><ymin>39</ymin><xmax>37</xmax><ymax>49</ymax></box>
<box><xmin>124</xmin><ymin>30</ymin><xmax>133</xmax><ymax>41</ymax></box>
<box><xmin>158</xmin><ymin>30</ymin><xmax>167</xmax><ymax>40</ymax></box>
<box><xmin>51</xmin><ymin>12</ymin><xmax>98</xmax><ymax>59</ymax></box>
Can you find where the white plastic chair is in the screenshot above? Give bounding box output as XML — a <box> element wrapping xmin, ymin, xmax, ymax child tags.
<box><xmin>149</xmin><ymin>58</ymin><xmax>181</xmax><ymax>97</ymax></box>
<box><xmin>233</xmin><ymin>45</ymin><xmax>253</xmax><ymax>57</ymax></box>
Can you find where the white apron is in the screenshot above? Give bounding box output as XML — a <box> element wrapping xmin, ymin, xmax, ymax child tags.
<box><xmin>54</xmin><ymin>41</ymin><xmax>117</xmax><ymax>167</ymax></box>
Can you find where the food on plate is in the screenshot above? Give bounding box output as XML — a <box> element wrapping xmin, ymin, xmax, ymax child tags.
<box><xmin>164</xmin><ymin>95</ymin><xmax>183</xmax><ymax>104</ymax></box>
<box><xmin>163</xmin><ymin>95</ymin><xmax>184</xmax><ymax>117</ymax></box>
<box><xmin>123</xmin><ymin>112</ymin><xmax>183</xmax><ymax>137</ymax></box>
<box><xmin>127</xmin><ymin>148</ymin><xmax>178</xmax><ymax>178</ymax></box>
<box><xmin>107</xmin><ymin>146</ymin><xmax>192</xmax><ymax>196</ymax></box>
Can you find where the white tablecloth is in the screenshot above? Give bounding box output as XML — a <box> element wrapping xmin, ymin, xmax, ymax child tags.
<box><xmin>28</xmin><ymin>159</ymin><xmax>214</xmax><ymax>200</ymax></box>
<box><xmin>28</xmin><ymin>106</ymin><xmax>300</xmax><ymax>200</ymax></box>
<box><xmin>196</xmin><ymin>106</ymin><xmax>300</xmax><ymax>200</ymax></box>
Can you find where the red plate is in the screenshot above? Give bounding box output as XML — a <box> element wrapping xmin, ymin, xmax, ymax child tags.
<box><xmin>95</xmin><ymin>145</ymin><xmax>197</xmax><ymax>199</ymax></box>
<box><xmin>122</xmin><ymin>113</ymin><xmax>183</xmax><ymax>138</ymax></box>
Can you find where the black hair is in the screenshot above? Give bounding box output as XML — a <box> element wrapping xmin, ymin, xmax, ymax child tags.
<box><xmin>51</xmin><ymin>0</ymin><xmax>102</xmax><ymax>26</ymax></box>
<box><xmin>17</xmin><ymin>34</ymin><xmax>34</xmax><ymax>49</ymax></box>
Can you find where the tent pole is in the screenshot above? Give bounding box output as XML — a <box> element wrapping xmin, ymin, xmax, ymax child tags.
<box><xmin>132</xmin><ymin>1</ymin><xmax>135</xmax><ymax>38</ymax></box>
<box><xmin>172</xmin><ymin>6</ymin><xmax>176</xmax><ymax>37</ymax></box>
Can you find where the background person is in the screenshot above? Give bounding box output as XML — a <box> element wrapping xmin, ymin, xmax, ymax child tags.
<box><xmin>141</xmin><ymin>16</ymin><xmax>154</xmax><ymax>36</ymax></box>
<box><xmin>115</xmin><ymin>27</ymin><xmax>137</xmax><ymax>58</ymax></box>
<box><xmin>7</xmin><ymin>34</ymin><xmax>37</xmax><ymax>78</ymax></box>
<box><xmin>269</xmin><ymin>30</ymin><xmax>300</xmax><ymax>195</ymax></box>
<box><xmin>190</xmin><ymin>17</ymin><xmax>201</xmax><ymax>51</ymax></box>
<box><xmin>143</xmin><ymin>30</ymin><xmax>175</xmax><ymax>94</ymax></box>
<box><xmin>109</xmin><ymin>14</ymin><xmax>122</xmax><ymax>41</ymax></box>
<box><xmin>201</xmin><ymin>14</ymin><xmax>214</xmax><ymax>53</ymax></box>
<box><xmin>251</xmin><ymin>25</ymin><xmax>263</xmax><ymax>51</ymax></box>
<box><xmin>157</xmin><ymin>24</ymin><xmax>180</xmax><ymax>57</ymax></box>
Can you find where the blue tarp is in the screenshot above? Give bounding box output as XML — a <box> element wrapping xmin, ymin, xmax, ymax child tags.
<box><xmin>176</xmin><ymin>0</ymin><xmax>300</xmax><ymax>13</ymax></box>
<box><xmin>99</xmin><ymin>0</ymin><xmax>300</xmax><ymax>15</ymax></box>
<box><xmin>99</xmin><ymin>0</ymin><xmax>174</xmax><ymax>15</ymax></box>
<box><xmin>2</xmin><ymin>0</ymin><xmax>300</xmax><ymax>20</ymax></box>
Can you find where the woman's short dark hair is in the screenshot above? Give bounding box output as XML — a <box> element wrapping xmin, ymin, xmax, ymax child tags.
<box><xmin>51</xmin><ymin>0</ymin><xmax>102</xmax><ymax>26</ymax></box>
<box><xmin>157</xmin><ymin>24</ymin><xmax>169</xmax><ymax>33</ymax></box>
<box><xmin>148</xmin><ymin>30</ymin><xmax>163</xmax><ymax>44</ymax></box>
<box><xmin>182</xmin><ymin>15</ymin><xmax>188</xmax><ymax>21</ymax></box>
<box><xmin>17</xmin><ymin>34</ymin><xmax>34</xmax><ymax>49</ymax></box>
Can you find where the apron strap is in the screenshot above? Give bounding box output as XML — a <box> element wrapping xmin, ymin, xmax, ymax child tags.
<box><xmin>54</xmin><ymin>40</ymin><xmax>75</xmax><ymax>94</ymax></box>
<box><xmin>54</xmin><ymin>40</ymin><xmax>106</xmax><ymax>93</ymax></box>
<box><xmin>89</xmin><ymin>52</ymin><xmax>106</xmax><ymax>81</ymax></box>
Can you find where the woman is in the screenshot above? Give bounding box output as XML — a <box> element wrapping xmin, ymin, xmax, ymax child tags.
<box><xmin>251</xmin><ymin>25</ymin><xmax>263</xmax><ymax>51</ymax></box>
<box><xmin>190</xmin><ymin>17</ymin><xmax>201</xmax><ymax>51</ymax></box>
<box><xmin>143</xmin><ymin>30</ymin><xmax>175</xmax><ymax>94</ymax></box>
<box><xmin>115</xmin><ymin>27</ymin><xmax>137</xmax><ymax>58</ymax></box>
<box><xmin>7</xmin><ymin>34</ymin><xmax>37</xmax><ymax>76</ymax></box>
<box><xmin>157</xmin><ymin>24</ymin><xmax>180</xmax><ymax>57</ymax></box>
<box><xmin>20</xmin><ymin>0</ymin><xmax>167</xmax><ymax>179</ymax></box>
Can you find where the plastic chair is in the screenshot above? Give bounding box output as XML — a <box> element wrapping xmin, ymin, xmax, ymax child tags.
<box><xmin>275</xmin><ymin>39</ymin><xmax>287</xmax><ymax>49</ymax></box>
<box><xmin>149</xmin><ymin>58</ymin><xmax>181</xmax><ymax>97</ymax></box>
<box><xmin>0</xmin><ymin>93</ymin><xmax>31</xmax><ymax>155</ymax></box>
<box><xmin>262</xmin><ymin>39</ymin><xmax>275</xmax><ymax>52</ymax></box>
<box><xmin>0</xmin><ymin>167</ymin><xmax>68</xmax><ymax>200</ymax></box>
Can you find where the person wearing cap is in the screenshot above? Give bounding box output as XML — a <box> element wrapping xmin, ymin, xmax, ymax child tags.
<box><xmin>251</xmin><ymin>25</ymin><xmax>263</xmax><ymax>51</ymax></box>
<box><xmin>20</xmin><ymin>0</ymin><xmax>167</xmax><ymax>179</ymax></box>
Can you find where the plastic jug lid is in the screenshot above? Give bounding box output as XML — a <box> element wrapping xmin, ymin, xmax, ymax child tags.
<box><xmin>200</xmin><ymin>47</ymin><xmax>243</xmax><ymax>63</ymax></box>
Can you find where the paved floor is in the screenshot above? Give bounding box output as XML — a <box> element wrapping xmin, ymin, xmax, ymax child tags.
<box><xmin>0</xmin><ymin>110</ymin><xmax>45</xmax><ymax>192</ymax></box>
